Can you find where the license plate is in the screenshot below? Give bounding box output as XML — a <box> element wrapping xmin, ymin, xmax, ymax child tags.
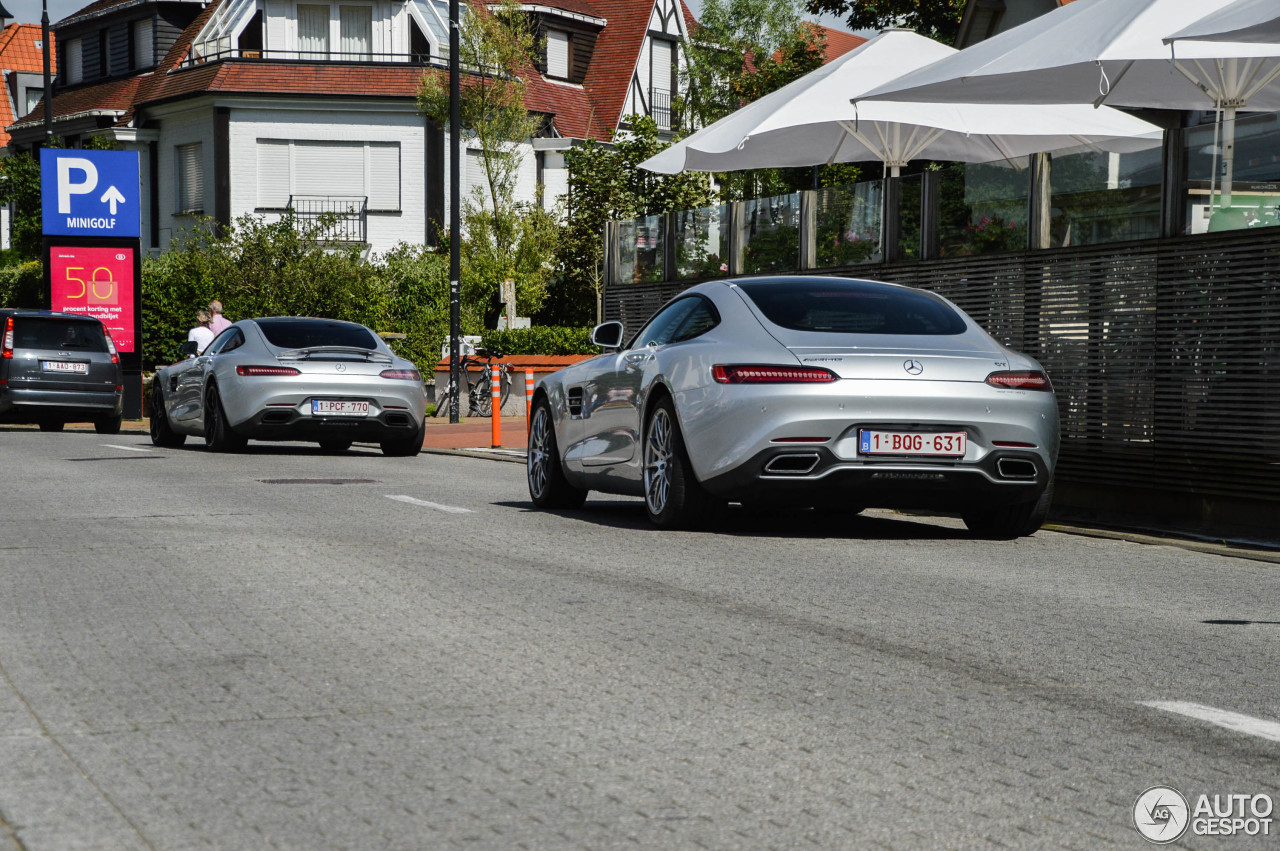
<box><xmin>312</xmin><ymin>400</ymin><xmax>369</xmax><ymax>416</ymax></box>
<box><xmin>859</xmin><ymin>429</ymin><xmax>967</xmax><ymax>457</ymax></box>
<box><xmin>43</xmin><ymin>361</ymin><xmax>87</xmax><ymax>374</ymax></box>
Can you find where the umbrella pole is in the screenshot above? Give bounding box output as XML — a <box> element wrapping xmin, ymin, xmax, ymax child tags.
<box><xmin>1221</xmin><ymin>105</ymin><xmax>1237</xmax><ymax>208</ymax></box>
<box><xmin>1210</xmin><ymin>106</ymin><xmax>1222</xmax><ymax>211</ymax></box>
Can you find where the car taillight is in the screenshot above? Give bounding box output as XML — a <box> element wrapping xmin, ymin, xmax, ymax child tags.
<box><xmin>2</xmin><ymin>317</ymin><xmax>12</xmax><ymax>358</ymax></box>
<box><xmin>712</xmin><ymin>364</ymin><xmax>839</xmax><ymax>384</ymax></box>
<box><xmin>985</xmin><ymin>370</ymin><xmax>1053</xmax><ymax>391</ymax></box>
<box><xmin>237</xmin><ymin>365</ymin><xmax>301</xmax><ymax>376</ymax></box>
<box><xmin>103</xmin><ymin>327</ymin><xmax>119</xmax><ymax>364</ymax></box>
<box><xmin>379</xmin><ymin>369</ymin><xmax>422</xmax><ymax>381</ymax></box>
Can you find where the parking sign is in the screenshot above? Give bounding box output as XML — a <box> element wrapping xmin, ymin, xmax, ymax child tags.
<box><xmin>41</xmin><ymin>149</ymin><xmax>141</xmax><ymax>238</ymax></box>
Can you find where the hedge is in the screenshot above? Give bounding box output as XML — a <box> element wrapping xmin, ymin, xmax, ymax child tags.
<box><xmin>479</xmin><ymin>326</ymin><xmax>595</xmax><ymax>355</ymax></box>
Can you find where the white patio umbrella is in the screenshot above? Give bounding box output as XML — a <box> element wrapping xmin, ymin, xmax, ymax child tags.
<box><xmin>1164</xmin><ymin>0</ymin><xmax>1280</xmax><ymax>46</ymax></box>
<box><xmin>640</xmin><ymin>29</ymin><xmax>1160</xmax><ymax>178</ymax></box>
<box><xmin>855</xmin><ymin>0</ymin><xmax>1280</xmax><ymax>207</ymax></box>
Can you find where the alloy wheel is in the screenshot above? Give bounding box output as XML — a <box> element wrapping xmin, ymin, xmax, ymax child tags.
<box><xmin>528</xmin><ymin>407</ymin><xmax>551</xmax><ymax>499</ymax></box>
<box><xmin>644</xmin><ymin>408</ymin><xmax>673</xmax><ymax>515</ymax></box>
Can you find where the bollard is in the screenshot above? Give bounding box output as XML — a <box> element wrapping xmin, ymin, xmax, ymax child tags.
<box><xmin>525</xmin><ymin>370</ymin><xmax>535</xmax><ymax>434</ymax></box>
<box><xmin>491</xmin><ymin>368</ymin><xmax>502</xmax><ymax>449</ymax></box>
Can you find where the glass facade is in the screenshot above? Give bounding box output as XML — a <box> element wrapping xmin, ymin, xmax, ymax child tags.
<box><xmin>740</xmin><ymin>193</ymin><xmax>800</xmax><ymax>274</ymax></box>
<box><xmin>813</xmin><ymin>180</ymin><xmax>883</xmax><ymax>268</ymax></box>
<box><xmin>1183</xmin><ymin>111</ymin><xmax>1280</xmax><ymax>235</ymax></box>
<box><xmin>674</xmin><ymin>204</ymin><xmax>731</xmax><ymax>280</ymax></box>
<box><xmin>937</xmin><ymin>161</ymin><xmax>1030</xmax><ymax>256</ymax></box>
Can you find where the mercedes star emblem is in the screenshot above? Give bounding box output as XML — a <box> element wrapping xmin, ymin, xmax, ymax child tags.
<box><xmin>335</xmin><ymin>363</ymin><xmax>347</xmax><ymax>373</ymax></box>
<box><xmin>904</xmin><ymin>359</ymin><xmax>924</xmax><ymax>375</ymax></box>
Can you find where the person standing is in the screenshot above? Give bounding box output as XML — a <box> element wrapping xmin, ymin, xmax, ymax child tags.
<box><xmin>208</xmin><ymin>300</ymin><xmax>232</xmax><ymax>335</ymax></box>
<box><xmin>188</xmin><ymin>309</ymin><xmax>215</xmax><ymax>355</ymax></box>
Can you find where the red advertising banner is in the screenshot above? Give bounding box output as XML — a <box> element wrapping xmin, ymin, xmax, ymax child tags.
<box><xmin>49</xmin><ymin>245</ymin><xmax>136</xmax><ymax>353</ymax></box>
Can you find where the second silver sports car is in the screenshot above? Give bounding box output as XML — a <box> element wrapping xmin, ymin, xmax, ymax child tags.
<box><xmin>151</xmin><ymin>316</ymin><xmax>427</xmax><ymax>455</ymax></box>
<box><xmin>527</xmin><ymin>276</ymin><xmax>1059</xmax><ymax>537</ymax></box>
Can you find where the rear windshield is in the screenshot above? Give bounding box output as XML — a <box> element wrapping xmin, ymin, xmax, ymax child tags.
<box><xmin>13</xmin><ymin>317</ymin><xmax>109</xmax><ymax>352</ymax></box>
<box><xmin>737</xmin><ymin>280</ymin><xmax>968</xmax><ymax>336</ymax></box>
<box><xmin>255</xmin><ymin>318</ymin><xmax>379</xmax><ymax>350</ymax></box>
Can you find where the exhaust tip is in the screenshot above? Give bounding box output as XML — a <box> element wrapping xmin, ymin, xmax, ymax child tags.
<box><xmin>764</xmin><ymin>453</ymin><xmax>821</xmax><ymax>475</ymax></box>
<box><xmin>996</xmin><ymin>458</ymin><xmax>1038</xmax><ymax>480</ymax></box>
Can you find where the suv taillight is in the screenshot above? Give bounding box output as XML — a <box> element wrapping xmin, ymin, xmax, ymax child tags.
<box><xmin>985</xmin><ymin>370</ymin><xmax>1053</xmax><ymax>391</ymax></box>
<box><xmin>103</xmin><ymin>327</ymin><xmax>119</xmax><ymax>364</ymax></box>
<box><xmin>1</xmin><ymin>317</ymin><xmax>12</xmax><ymax>358</ymax></box>
<box><xmin>237</xmin><ymin>365</ymin><xmax>301</xmax><ymax>376</ymax></box>
<box><xmin>712</xmin><ymin>364</ymin><xmax>838</xmax><ymax>384</ymax></box>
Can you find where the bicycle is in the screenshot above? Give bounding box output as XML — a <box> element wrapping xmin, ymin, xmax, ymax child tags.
<box><xmin>434</xmin><ymin>347</ymin><xmax>511</xmax><ymax>417</ymax></box>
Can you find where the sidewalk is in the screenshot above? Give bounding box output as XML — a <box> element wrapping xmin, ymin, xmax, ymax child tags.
<box><xmin>22</xmin><ymin>415</ymin><xmax>532</xmax><ymax>454</ymax></box>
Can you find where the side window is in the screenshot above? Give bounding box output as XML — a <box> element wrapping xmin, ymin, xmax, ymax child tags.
<box><xmin>206</xmin><ymin>328</ymin><xmax>244</xmax><ymax>355</ymax></box>
<box><xmin>630</xmin><ymin>298</ymin><xmax>699</xmax><ymax>349</ymax></box>
<box><xmin>670</xmin><ymin>298</ymin><xmax>719</xmax><ymax>343</ymax></box>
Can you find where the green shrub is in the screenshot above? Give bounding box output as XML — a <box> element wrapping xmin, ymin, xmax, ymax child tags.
<box><xmin>0</xmin><ymin>261</ymin><xmax>45</xmax><ymax>307</ymax></box>
<box><xmin>142</xmin><ymin>215</ymin><xmax>477</xmax><ymax>371</ymax></box>
<box><xmin>479</xmin><ymin>326</ymin><xmax>595</xmax><ymax>355</ymax></box>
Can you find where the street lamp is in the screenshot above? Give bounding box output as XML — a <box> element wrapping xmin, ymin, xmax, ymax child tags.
<box><xmin>41</xmin><ymin>0</ymin><xmax>53</xmax><ymax>142</ymax></box>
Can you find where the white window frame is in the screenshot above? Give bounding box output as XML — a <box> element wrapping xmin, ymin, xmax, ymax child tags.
<box><xmin>297</xmin><ymin>3</ymin><xmax>331</xmax><ymax>58</ymax></box>
<box><xmin>255</xmin><ymin>139</ymin><xmax>401</xmax><ymax>212</ymax></box>
<box><xmin>339</xmin><ymin>4</ymin><xmax>373</xmax><ymax>60</ymax></box>
<box><xmin>546</xmin><ymin>29</ymin><xmax>569</xmax><ymax>80</ymax></box>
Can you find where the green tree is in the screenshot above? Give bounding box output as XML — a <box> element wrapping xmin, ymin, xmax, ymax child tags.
<box><xmin>546</xmin><ymin>116</ymin><xmax>715</xmax><ymax>325</ymax></box>
<box><xmin>803</xmin><ymin>0</ymin><xmax>962</xmax><ymax>45</ymax></box>
<box><xmin>418</xmin><ymin>0</ymin><xmax>558</xmax><ymax>319</ymax></box>
<box><xmin>679</xmin><ymin>0</ymin><xmax>836</xmax><ymax>201</ymax></box>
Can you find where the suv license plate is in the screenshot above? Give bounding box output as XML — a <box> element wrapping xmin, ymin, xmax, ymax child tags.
<box><xmin>43</xmin><ymin>361</ymin><xmax>87</xmax><ymax>374</ymax></box>
<box><xmin>312</xmin><ymin>400</ymin><xmax>370</xmax><ymax>417</ymax></box>
<box><xmin>859</xmin><ymin>429</ymin><xmax>966</xmax><ymax>457</ymax></box>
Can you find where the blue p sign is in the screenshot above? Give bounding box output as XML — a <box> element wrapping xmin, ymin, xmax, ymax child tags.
<box><xmin>41</xmin><ymin>149</ymin><xmax>141</xmax><ymax>238</ymax></box>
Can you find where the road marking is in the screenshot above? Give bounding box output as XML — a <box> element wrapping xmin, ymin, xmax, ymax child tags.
<box><xmin>1141</xmin><ymin>701</ymin><xmax>1280</xmax><ymax>743</ymax></box>
<box><xmin>101</xmin><ymin>444</ymin><xmax>153</xmax><ymax>452</ymax></box>
<box><xmin>386</xmin><ymin>495</ymin><xmax>473</xmax><ymax>514</ymax></box>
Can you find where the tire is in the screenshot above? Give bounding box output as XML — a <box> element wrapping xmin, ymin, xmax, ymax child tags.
<box><xmin>963</xmin><ymin>478</ymin><xmax>1054</xmax><ymax>539</ymax></box>
<box><xmin>318</xmin><ymin>438</ymin><xmax>352</xmax><ymax>453</ymax></box>
<box><xmin>642</xmin><ymin>396</ymin><xmax>725</xmax><ymax>529</ymax></box>
<box><xmin>94</xmin><ymin>414</ymin><xmax>123</xmax><ymax>435</ymax></box>
<box><xmin>527</xmin><ymin>397</ymin><xmax>587</xmax><ymax>509</ymax></box>
<box><xmin>149</xmin><ymin>386</ymin><xmax>187</xmax><ymax>447</ymax></box>
<box><xmin>204</xmin><ymin>385</ymin><xmax>247</xmax><ymax>452</ymax></box>
<box><xmin>38</xmin><ymin>421</ymin><xmax>64</xmax><ymax>432</ymax></box>
<box><xmin>381</xmin><ymin>417</ymin><xmax>425</xmax><ymax>457</ymax></box>
<box><xmin>473</xmin><ymin>367</ymin><xmax>494</xmax><ymax>417</ymax></box>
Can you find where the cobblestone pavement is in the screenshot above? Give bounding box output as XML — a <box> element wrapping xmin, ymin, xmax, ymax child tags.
<box><xmin>1</xmin><ymin>432</ymin><xmax>1279</xmax><ymax>850</ymax></box>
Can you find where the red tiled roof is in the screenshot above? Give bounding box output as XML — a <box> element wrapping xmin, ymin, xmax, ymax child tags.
<box><xmin>581</xmin><ymin>0</ymin><xmax>654</xmax><ymax>135</ymax></box>
<box><xmin>0</xmin><ymin>24</ymin><xmax>54</xmax><ymax>146</ymax></box>
<box><xmin>18</xmin><ymin>75</ymin><xmax>139</xmax><ymax>126</ymax></box>
<box><xmin>807</xmin><ymin>23</ymin><xmax>866</xmax><ymax>63</ymax></box>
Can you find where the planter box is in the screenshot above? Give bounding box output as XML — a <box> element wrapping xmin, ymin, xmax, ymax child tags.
<box><xmin>433</xmin><ymin>354</ymin><xmax>594</xmax><ymax>416</ymax></box>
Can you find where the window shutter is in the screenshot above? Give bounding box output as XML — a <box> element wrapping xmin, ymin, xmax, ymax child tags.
<box><xmin>367</xmin><ymin>142</ymin><xmax>401</xmax><ymax>210</ymax></box>
<box><xmin>177</xmin><ymin>143</ymin><xmax>203</xmax><ymax>212</ymax></box>
<box><xmin>133</xmin><ymin>18</ymin><xmax>153</xmax><ymax>69</ymax></box>
<box><xmin>546</xmin><ymin>30</ymin><xmax>569</xmax><ymax>79</ymax></box>
<box><xmin>651</xmin><ymin>39</ymin><xmax>672</xmax><ymax>95</ymax></box>
<box><xmin>256</xmin><ymin>140</ymin><xmax>291</xmax><ymax>208</ymax></box>
<box><xmin>298</xmin><ymin>5</ymin><xmax>330</xmax><ymax>57</ymax></box>
<box><xmin>66</xmin><ymin>38</ymin><xmax>82</xmax><ymax>84</ymax></box>
<box><xmin>294</xmin><ymin>141</ymin><xmax>363</xmax><ymax>195</ymax></box>
<box><xmin>339</xmin><ymin>6</ymin><xmax>372</xmax><ymax>59</ymax></box>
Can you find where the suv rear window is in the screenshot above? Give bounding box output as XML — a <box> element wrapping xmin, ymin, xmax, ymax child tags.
<box><xmin>13</xmin><ymin>317</ymin><xmax>110</xmax><ymax>352</ymax></box>
<box><xmin>255</xmin><ymin>318</ymin><xmax>379</xmax><ymax>350</ymax></box>
<box><xmin>738</xmin><ymin>280</ymin><xmax>967</xmax><ymax>336</ymax></box>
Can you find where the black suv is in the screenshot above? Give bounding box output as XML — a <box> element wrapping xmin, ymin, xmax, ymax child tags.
<box><xmin>0</xmin><ymin>309</ymin><xmax>124</xmax><ymax>433</ymax></box>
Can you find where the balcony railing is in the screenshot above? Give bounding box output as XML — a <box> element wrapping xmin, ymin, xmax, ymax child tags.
<box><xmin>288</xmin><ymin>195</ymin><xmax>368</xmax><ymax>243</ymax></box>
<box><xmin>183</xmin><ymin>46</ymin><xmax>439</xmax><ymax>68</ymax></box>
<box><xmin>650</xmin><ymin>89</ymin><xmax>676</xmax><ymax>132</ymax></box>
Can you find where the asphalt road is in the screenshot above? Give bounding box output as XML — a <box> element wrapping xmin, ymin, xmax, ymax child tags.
<box><xmin>1</xmin><ymin>431</ymin><xmax>1279</xmax><ymax>850</ymax></box>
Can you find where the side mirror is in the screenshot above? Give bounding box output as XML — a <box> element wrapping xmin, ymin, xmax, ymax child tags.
<box><xmin>591</xmin><ymin>321</ymin><xmax>624</xmax><ymax>350</ymax></box>
<box><xmin>179</xmin><ymin>340</ymin><xmax>200</xmax><ymax>356</ymax></box>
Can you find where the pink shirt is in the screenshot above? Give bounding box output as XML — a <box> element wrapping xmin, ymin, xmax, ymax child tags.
<box><xmin>209</xmin><ymin>314</ymin><xmax>232</xmax><ymax>335</ymax></box>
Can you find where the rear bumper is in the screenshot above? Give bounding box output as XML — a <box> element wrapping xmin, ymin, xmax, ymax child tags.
<box><xmin>700</xmin><ymin>444</ymin><xmax>1051</xmax><ymax>510</ymax></box>
<box><xmin>0</xmin><ymin>387</ymin><xmax>123</xmax><ymax>421</ymax></box>
<box><xmin>236</xmin><ymin>407</ymin><xmax>422</xmax><ymax>441</ymax></box>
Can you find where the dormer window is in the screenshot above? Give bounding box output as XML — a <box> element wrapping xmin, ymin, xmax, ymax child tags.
<box><xmin>64</xmin><ymin>37</ymin><xmax>83</xmax><ymax>84</ymax></box>
<box><xmin>297</xmin><ymin>3</ymin><xmax>374</xmax><ymax>60</ymax></box>
<box><xmin>133</xmin><ymin>18</ymin><xmax>154</xmax><ymax>69</ymax></box>
<box><xmin>546</xmin><ymin>29</ymin><xmax>569</xmax><ymax>80</ymax></box>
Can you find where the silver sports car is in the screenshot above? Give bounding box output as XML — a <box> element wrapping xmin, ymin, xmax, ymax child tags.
<box><xmin>527</xmin><ymin>276</ymin><xmax>1059</xmax><ymax>537</ymax></box>
<box><xmin>151</xmin><ymin>317</ymin><xmax>427</xmax><ymax>455</ymax></box>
